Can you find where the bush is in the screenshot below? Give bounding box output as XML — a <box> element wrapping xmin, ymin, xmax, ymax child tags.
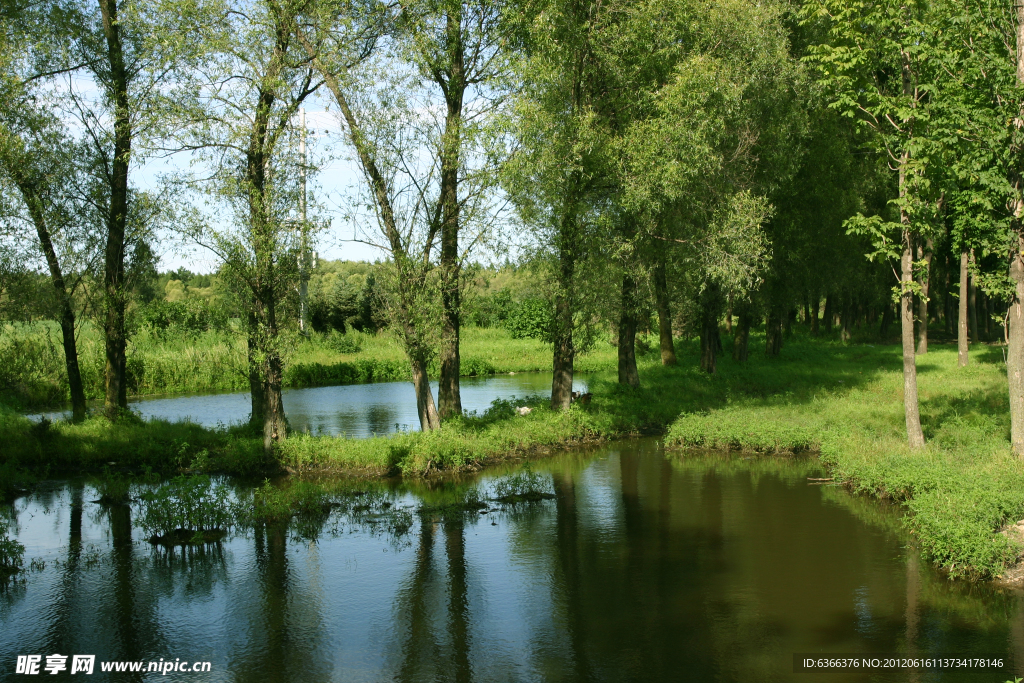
<box><xmin>135</xmin><ymin>299</ymin><xmax>228</xmax><ymax>336</ymax></box>
<box><xmin>504</xmin><ymin>298</ymin><xmax>553</xmax><ymax>341</ymax></box>
<box><xmin>325</xmin><ymin>330</ymin><xmax>364</xmax><ymax>354</ymax></box>
<box><xmin>0</xmin><ymin>521</ymin><xmax>24</xmax><ymax>576</ymax></box>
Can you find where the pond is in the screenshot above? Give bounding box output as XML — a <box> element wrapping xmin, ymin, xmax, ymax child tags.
<box><xmin>30</xmin><ymin>373</ymin><xmax>591</xmax><ymax>438</ymax></box>
<box><xmin>1</xmin><ymin>439</ymin><xmax>1022</xmax><ymax>682</ymax></box>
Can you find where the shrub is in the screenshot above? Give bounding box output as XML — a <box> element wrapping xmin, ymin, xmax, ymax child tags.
<box><xmin>492</xmin><ymin>463</ymin><xmax>553</xmax><ymax>503</ymax></box>
<box><xmin>504</xmin><ymin>298</ymin><xmax>553</xmax><ymax>341</ymax></box>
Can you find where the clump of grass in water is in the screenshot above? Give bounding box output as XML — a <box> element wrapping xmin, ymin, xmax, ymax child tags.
<box><xmin>491</xmin><ymin>463</ymin><xmax>554</xmax><ymax>504</ymax></box>
<box><xmin>136</xmin><ymin>475</ymin><xmax>232</xmax><ymax>545</ymax></box>
<box><xmin>234</xmin><ymin>480</ymin><xmax>413</xmax><ymax>541</ymax></box>
<box><xmin>234</xmin><ymin>480</ymin><xmax>336</xmax><ymax>540</ymax></box>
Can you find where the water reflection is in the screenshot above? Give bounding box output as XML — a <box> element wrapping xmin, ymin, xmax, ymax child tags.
<box><xmin>2</xmin><ymin>443</ymin><xmax>1023</xmax><ymax>682</ymax></box>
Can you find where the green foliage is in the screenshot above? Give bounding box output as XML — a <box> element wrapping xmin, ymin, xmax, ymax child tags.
<box><xmin>134</xmin><ymin>298</ymin><xmax>229</xmax><ymax>336</ymax></box>
<box><xmin>503</xmin><ymin>298</ymin><xmax>553</xmax><ymax>341</ymax></box>
<box><xmin>136</xmin><ymin>475</ymin><xmax>233</xmax><ymax>543</ymax></box>
<box><xmin>92</xmin><ymin>467</ymin><xmax>134</xmax><ymax>505</ymax></box>
<box><xmin>324</xmin><ymin>329</ymin><xmax>364</xmax><ymax>354</ymax></box>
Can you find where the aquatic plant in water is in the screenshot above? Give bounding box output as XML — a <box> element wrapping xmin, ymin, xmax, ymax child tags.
<box><xmin>136</xmin><ymin>475</ymin><xmax>232</xmax><ymax>545</ymax></box>
<box><xmin>491</xmin><ymin>464</ymin><xmax>554</xmax><ymax>504</ymax></box>
<box><xmin>0</xmin><ymin>520</ymin><xmax>24</xmax><ymax>576</ymax></box>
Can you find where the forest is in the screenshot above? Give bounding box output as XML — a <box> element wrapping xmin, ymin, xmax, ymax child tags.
<box><xmin>3</xmin><ymin>0</ymin><xmax>1024</xmax><ymax>584</ymax></box>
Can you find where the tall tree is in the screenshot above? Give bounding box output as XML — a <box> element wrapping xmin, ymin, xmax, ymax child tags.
<box><xmin>0</xmin><ymin>115</ymin><xmax>96</xmax><ymax>421</ymax></box>
<box><xmin>399</xmin><ymin>0</ymin><xmax>508</xmax><ymax>419</ymax></box>
<box><xmin>60</xmin><ymin>0</ymin><xmax>212</xmax><ymax>419</ymax></box>
<box><xmin>183</xmin><ymin>0</ymin><xmax>321</xmax><ymax>450</ymax></box>
<box><xmin>804</xmin><ymin>0</ymin><xmax>944</xmax><ymax>449</ymax></box>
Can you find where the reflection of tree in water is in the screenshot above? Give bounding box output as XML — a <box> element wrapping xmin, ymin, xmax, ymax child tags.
<box><xmin>365</xmin><ymin>404</ymin><xmax>397</xmax><ymax>435</ymax></box>
<box><xmin>36</xmin><ymin>491</ymin><xmax>168</xmax><ymax>680</ymax></box>
<box><xmin>230</xmin><ymin>525</ymin><xmax>330</xmax><ymax>683</ymax></box>
<box><xmin>147</xmin><ymin>543</ymin><xmax>230</xmax><ymax>598</ymax></box>
<box><xmin>386</xmin><ymin>511</ymin><xmax>474</xmax><ymax>683</ymax></box>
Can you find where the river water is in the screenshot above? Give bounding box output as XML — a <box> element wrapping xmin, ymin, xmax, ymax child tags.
<box><xmin>31</xmin><ymin>373</ymin><xmax>590</xmax><ymax>438</ymax></box>
<box><xmin>2</xmin><ymin>439</ymin><xmax>1022</xmax><ymax>682</ymax></box>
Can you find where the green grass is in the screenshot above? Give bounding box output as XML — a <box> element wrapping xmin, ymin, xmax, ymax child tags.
<box><xmin>0</xmin><ymin>322</ymin><xmax>619</xmax><ymax>409</ymax></box>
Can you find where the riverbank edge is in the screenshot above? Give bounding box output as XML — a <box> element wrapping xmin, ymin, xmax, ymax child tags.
<box><xmin>0</xmin><ymin>392</ymin><xmax>650</xmax><ymax>503</ymax></box>
<box><xmin>665</xmin><ymin>409</ymin><xmax>1024</xmax><ymax>583</ymax></box>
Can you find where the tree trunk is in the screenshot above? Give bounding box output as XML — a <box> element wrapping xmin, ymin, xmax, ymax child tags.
<box><xmin>880</xmin><ymin>301</ymin><xmax>894</xmax><ymax>338</ymax></box>
<box><xmin>765</xmin><ymin>308</ymin><xmax>783</xmax><ymax>357</ymax></box>
<box><xmin>653</xmin><ymin>258</ymin><xmax>677</xmax><ymax>366</ymax></box>
<box><xmin>984</xmin><ymin>290</ymin><xmax>993</xmax><ymax>341</ymax></box>
<box><xmin>900</xmin><ymin>227</ymin><xmax>925</xmax><ymax>449</ymax></box>
<box><xmin>617</xmin><ymin>272</ymin><xmax>640</xmax><ymax>387</ymax></box>
<box><xmin>823</xmin><ymin>294</ymin><xmax>833</xmax><ymax>333</ymax></box>
<box><xmin>811</xmin><ymin>294</ymin><xmax>820</xmax><ymax>335</ymax></box>
<box><xmin>411</xmin><ymin>357</ymin><xmax>440</xmax><ymax>431</ymax></box>
<box><xmin>840</xmin><ymin>297</ymin><xmax>851</xmax><ymax>342</ymax></box>
<box><xmin>100</xmin><ymin>0</ymin><xmax>131</xmax><ymax>421</ymax></box>
<box><xmin>262</xmin><ymin>292</ymin><xmax>286</xmax><ymax>454</ymax></box>
<box><xmin>700</xmin><ymin>317</ymin><xmax>718</xmax><ymax>373</ymax></box>
<box><xmin>437</xmin><ymin>8</ymin><xmax>466</xmax><ymax>421</ymax></box>
<box><xmin>1010</xmin><ymin>234</ymin><xmax>1024</xmax><ymax>456</ymax></box>
<box><xmin>1007</xmin><ymin>0</ymin><xmax>1024</xmax><ymax>456</ymax></box>
<box><xmin>551</xmin><ymin>214</ymin><xmax>576</xmax><ymax>410</ymax></box>
<box><xmin>699</xmin><ymin>286</ymin><xmax>721</xmax><ymax>373</ymax></box>
<box><xmin>916</xmin><ymin>238</ymin><xmax>933</xmax><ymax>354</ymax></box>
<box><xmin>732</xmin><ymin>308</ymin><xmax>750</xmax><ymax>361</ymax></box>
<box><xmin>958</xmin><ymin>248</ymin><xmax>969</xmax><ymax>366</ymax></box>
<box><xmin>725</xmin><ymin>296</ymin><xmax>733</xmax><ymax>334</ymax></box>
<box><xmin>18</xmin><ymin>182</ymin><xmax>87</xmax><ymax>421</ymax></box>
<box><xmin>944</xmin><ymin>259</ymin><xmax>953</xmax><ymax>336</ymax></box>
<box><xmin>247</xmin><ymin>311</ymin><xmax>266</xmax><ymax>430</ymax></box>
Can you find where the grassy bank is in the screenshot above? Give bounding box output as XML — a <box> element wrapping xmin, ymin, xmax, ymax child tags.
<box><xmin>3</xmin><ymin>332</ymin><xmax>1021</xmax><ymax>581</ymax></box>
<box><xmin>665</xmin><ymin>341</ymin><xmax>1024</xmax><ymax>581</ymax></box>
<box><xmin>0</xmin><ymin>322</ymin><xmax>618</xmax><ymax>409</ymax></box>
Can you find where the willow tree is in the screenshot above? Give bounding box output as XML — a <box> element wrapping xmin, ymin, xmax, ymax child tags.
<box><xmin>803</xmin><ymin>0</ymin><xmax>944</xmax><ymax>449</ymax></box>
<box><xmin>59</xmin><ymin>0</ymin><xmax>214</xmax><ymax>419</ymax></box>
<box><xmin>503</xmin><ymin>0</ymin><xmax>617</xmax><ymax>407</ymax></box>
<box><xmin>612</xmin><ymin>0</ymin><xmax>794</xmax><ymax>375</ymax></box>
<box><xmin>299</xmin><ymin>0</ymin><xmax>460</xmax><ymax>431</ymax></box>
<box><xmin>397</xmin><ymin>0</ymin><xmax>509</xmax><ymax>420</ymax></box>
<box><xmin>0</xmin><ymin>4</ymin><xmax>92</xmax><ymax>421</ymax></box>
<box><xmin>182</xmin><ymin>0</ymin><xmax>321</xmax><ymax>452</ymax></box>
<box><xmin>928</xmin><ymin>0</ymin><xmax>1024</xmax><ymax>455</ymax></box>
<box><xmin>0</xmin><ymin>113</ymin><xmax>97</xmax><ymax>421</ymax></box>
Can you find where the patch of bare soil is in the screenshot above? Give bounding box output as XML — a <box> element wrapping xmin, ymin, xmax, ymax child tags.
<box><xmin>994</xmin><ymin>520</ymin><xmax>1024</xmax><ymax>587</ymax></box>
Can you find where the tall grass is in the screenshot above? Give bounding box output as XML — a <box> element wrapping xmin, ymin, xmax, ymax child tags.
<box><xmin>0</xmin><ymin>322</ymin><xmax>620</xmax><ymax>409</ymax></box>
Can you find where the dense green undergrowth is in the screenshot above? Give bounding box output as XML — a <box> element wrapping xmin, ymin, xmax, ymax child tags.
<box><xmin>0</xmin><ymin>323</ymin><xmax>618</xmax><ymax>409</ymax></box>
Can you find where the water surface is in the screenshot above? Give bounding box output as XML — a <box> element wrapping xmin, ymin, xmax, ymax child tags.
<box><xmin>31</xmin><ymin>373</ymin><xmax>589</xmax><ymax>438</ymax></box>
<box><xmin>2</xmin><ymin>440</ymin><xmax>1022</xmax><ymax>682</ymax></box>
